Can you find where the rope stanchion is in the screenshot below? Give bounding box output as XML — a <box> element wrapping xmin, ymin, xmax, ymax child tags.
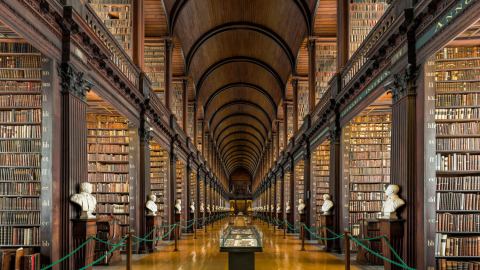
<box><xmin>300</xmin><ymin>223</ymin><xmax>305</xmax><ymax>251</ymax></box>
<box><xmin>345</xmin><ymin>230</ymin><xmax>350</xmax><ymax>270</ymax></box>
<box><xmin>126</xmin><ymin>230</ymin><xmax>133</xmax><ymax>270</ymax></box>
<box><xmin>79</xmin><ymin>237</ymin><xmax>127</xmax><ymax>270</ymax></box>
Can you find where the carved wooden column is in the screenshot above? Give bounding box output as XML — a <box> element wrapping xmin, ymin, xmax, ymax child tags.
<box><xmin>132</xmin><ymin>0</ymin><xmax>144</xmax><ymax>68</ymax></box>
<box><xmin>138</xmin><ymin>126</ymin><xmax>151</xmax><ymax>253</ymax></box>
<box><xmin>59</xmin><ymin>62</ymin><xmax>92</xmax><ymax>269</ymax></box>
<box><xmin>169</xmin><ymin>139</ymin><xmax>178</xmax><ymax>230</ymax></box>
<box><xmin>283</xmin><ymin>102</ymin><xmax>288</xmax><ymax>147</ymax></box>
<box><xmin>182</xmin><ymin>79</ymin><xmax>188</xmax><ymax>132</ymax></box>
<box><xmin>185</xmin><ymin>160</ymin><xmax>192</xmax><ymax>232</ymax></box>
<box><xmin>329</xmin><ymin>117</ymin><xmax>342</xmax><ymax>253</ymax></box>
<box><xmin>279</xmin><ymin>168</ymin><xmax>285</xmax><ymax>227</ymax></box>
<box><xmin>193</xmin><ymin>102</ymin><xmax>198</xmax><ymax>147</ymax></box>
<box><xmin>164</xmin><ymin>38</ymin><xmax>173</xmax><ymax>109</ymax></box>
<box><xmin>288</xmin><ymin>156</ymin><xmax>295</xmax><ymax>232</ymax></box>
<box><xmin>292</xmin><ymin>79</ymin><xmax>299</xmax><ymax>133</ymax></box>
<box><xmin>196</xmin><ymin>168</ymin><xmax>201</xmax><ymax>228</ymax></box>
<box><xmin>390</xmin><ymin>65</ymin><xmax>418</xmax><ymax>267</ymax></box>
<box><xmin>337</xmin><ymin>0</ymin><xmax>349</xmax><ymax>70</ymax></box>
<box><xmin>303</xmin><ymin>140</ymin><xmax>312</xmax><ymax>236</ymax></box>
<box><xmin>308</xmin><ymin>38</ymin><xmax>316</xmax><ymax>111</ymax></box>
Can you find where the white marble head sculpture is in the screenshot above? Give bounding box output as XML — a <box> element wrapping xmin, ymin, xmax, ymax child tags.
<box><xmin>175</xmin><ymin>199</ymin><xmax>182</xmax><ymax>214</ymax></box>
<box><xmin>297</xmin><ymin>199</ymin><xmax>305</xmax><ymax>214</ymax></box>
<box><xmin>146</xmin><ymin>193</ymin><xmax>158</xmax><ymax>216</ymax></box>
<box><xmin>190</xmin><ymin>201</ymin><xmax>195</xmax><ymax>213</ymax></box>
<box><xmin>321</xmin><ymin>194</ymin><xmax>334</xmax><ymax>215</ymax></box>
<box><xmin>71</xmin><ymin>182</ymin><xmax>97</xmax><ymax>219</ymax></box>
<box><xmin>381</xmin><ymin>184</ymin><xmax>405</xmax><ymax>219</ymax></box>
<box><xmin>285</xmin><ymin>200</ymin><xmax>291</xmax><ymax>213</ymax></box>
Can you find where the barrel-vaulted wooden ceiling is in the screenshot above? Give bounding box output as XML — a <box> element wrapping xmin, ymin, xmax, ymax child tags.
<box><xmin>145</xmin><ymin>0</ymin><xmax>336</xmax><ymax>178</ymax></box>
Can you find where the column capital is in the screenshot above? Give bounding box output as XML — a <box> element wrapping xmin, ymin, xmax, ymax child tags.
<box><xmin>58</xmin><ymin>63</ymin><xmax>93</xmax><ymax>100</ymax></box>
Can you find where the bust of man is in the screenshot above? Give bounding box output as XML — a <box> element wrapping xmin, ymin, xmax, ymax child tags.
<box><xmin>321</xmin><ymin>194</ymin><xmax>334</xmax><ymax>215</ymax></box>
<box><xmin>381</xmin><ymin>184</ymin><xmax>405</xmax><ymax>219</ymax></box>
<box><xmin>200</xmin><ymin>202</ymin><xmax>205</xmax><ymax>213</ymax></box>
<box><xmin>190</xmin><ymin>201</ymin><xmax>195</xmax><ymax>213</ymax></box>
<box><xmin>145</xmin><ymin>193</ymin><xmax>158</xmax><ymax>216</ymax></box>
<box><xmin>276</xmin><ymin>203</ymin><xmax>281</xmax><ymax>213</ymax></box>
<box><xmin>297</xmin><ymin>199</ymin><xmax>306</xmax><ymax>214</ymax></box>
<box><xmin>230</xmin><ymin>205</ymin><xmax>235</xmax><ymax>212</ymax></box>
<box><xmin>71</xmin><ymin>182</ymin><xmax>97</xmax><ymax>219</ymax></box>
<box><xmin>175</xmin><ymin>199</ymin><xmax>182</xmax><ymax>214</ymax></box>
<box><xmin>270</xmin><ymin>204</ymin><xmax>274</xmax><ymax>213</ymax></box>
<box><xmin>285</xmin><ymin>201</ymin><xmax>291</xmax><ymax>213</ymax></box>
<box><xmin>207</xmin><ymin>205</ymin><xmax>211</xmax><ymax>214</ymax></box>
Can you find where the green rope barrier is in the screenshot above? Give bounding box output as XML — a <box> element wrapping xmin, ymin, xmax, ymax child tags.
<box><xmin>40</xmin><ymin>237</ymin><xmax>95</xmax><ymax>270</ymax></box>
<box><xmin>132</xmin><ymin>224</ymin><xmax>177</xmax><ymax>243</ymax></box>
<box><xmin>302</xmin><ymin>224</ymin><xmax>344</xmax><ymax>241</ymax></box>
<box><xmin>349</xmin><ymin>235</ymin><xmax>415</xmax><ymax>270</ymax></box>
<box><xmin>93</xmin><ymin>237</ymin><xmax>126</xmax><ymax>247</ymax></box>
<box><xmin>78</xmin><ymin>237</ymin><xmax>127</xmax><ymax>270</ymax></box>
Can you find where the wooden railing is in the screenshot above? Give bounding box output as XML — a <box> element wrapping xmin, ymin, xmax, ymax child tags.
<box><xmin>341</xmin><ymin>2</ymin><xmax>398</xmax><ymax>90</ymax></box>
<box><xmin>83</xmin><ymin>4</ymin><xmax>139</xmax><ymax>88</ymax></box>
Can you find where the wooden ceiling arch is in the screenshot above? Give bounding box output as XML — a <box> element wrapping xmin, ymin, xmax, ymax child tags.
<box><xmin>221</xmin><ymin>139</ymin><xmax>261</xmax><ymax>157</ymax></box>
<box><xmin>217</xmin><ymin>130</ymin><xmax>264</xmax><ymax>153</ymax></box>
<box><xmin>161</xmin><ymin>0</ymin><xmax>314</xmax><ymax>178</ymax></box>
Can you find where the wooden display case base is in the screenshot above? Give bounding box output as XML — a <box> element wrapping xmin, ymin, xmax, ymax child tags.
<box><xmin>379</xmin><ymin>219</ymin><xmax>405</xmax><ymax>270</ymax></box>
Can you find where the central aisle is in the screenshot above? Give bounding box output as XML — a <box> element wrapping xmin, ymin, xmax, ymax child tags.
<box><xmin>95</xmin><ymin>220</ymin><xmax>352</xmax><ymax>270</ymax></box>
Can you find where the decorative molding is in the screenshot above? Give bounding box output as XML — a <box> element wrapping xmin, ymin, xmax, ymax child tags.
<box><xmin>58</xmin><ymin>63</ymin><xmax>93</xmax><ymax>100</ymax></box>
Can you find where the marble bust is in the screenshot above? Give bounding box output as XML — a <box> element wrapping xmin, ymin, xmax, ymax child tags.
<box><xmin>297</xmin><ymin>199</ymin><xmax>306</xmax><ymax>214</ymax></box>
<box><xmin>206</xmin><ymin>205</ymin><xmax>211</xmax><ymax>214</ymax></box>
<box><xmin>200</xmin><ymin>202</ymin><xmax>205</xmax><ymax>213</ymax></box>
<box><xmin>190</xmin><ymin>201</ymin><xmax>195</xmax><ymax>213</ymax></box>
<box><xmin>321</xmin><ymin>194</ymin><xmax>334</xmax><ymax>215</ymax></box>
<box><xmin>381</xmin><ymin>184</ymin><xmax>405</xmax><ymax>219</ymax></box>
<box><xmin>145</xmin><ymin>193</ymin><xmax>158</xmax><ymax>216</ymax></box>
<box><xmin>71</xmin><ymin>182</ymin><xmax>97</xmax><ymax>219</ymax></box>
<box><xmin>276</xmin><ymin>203</ymin><xmax>281</xmax><ymax>213</ymax></box>
<box><xmin>285</xmin><ymin>201</ymin><xmax>291</xmax><ymax>213</ymax></box>
<box><xmin>270</xmin><ymin>204</ymin><xmax>274</xmax><ymax>213</ymax></box>
<box><xmin>175</xmin><ymin>199</ymin><xmax>182</xmax><ymax>214</ymax></box>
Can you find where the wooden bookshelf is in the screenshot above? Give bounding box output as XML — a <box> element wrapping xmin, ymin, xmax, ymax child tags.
<box><xmin>149</xmin><ymin>141</ymin><xmax>168</xmax><ymax>221</ymax></box>
<box><xmin>433</xmin><ymin>46</ymin><xmax>480</xmax><ymax>267</ymax></box>
<box><xmin>176</xmin><ymin>160</ymin><xmax>186</xmax><ymax>222</ymax></box>
<box><xmin>87</xmin><ymin>113</ymin><xmax>131</xmax><ymax>236</ymax></box>
<box><xmin>294</xmin><ymin>160</ymin><xmax>304</xmax><ymax>224</ymax></box>
<box><xmin>343</xmin><ymin>111</ymin><xmax>391</xmax><ymax>238</ymax></box>
<box><xmin>312</xmin><ymin>140</ymin><xmax>330</xmax><ymax>227</ymax></box>
<box><xmin>90</xmin><ymin>0</ymin><xmax>133</xmax><ymax>57</ymax></box>
<box><xmin>144</xmin><ymin>42</ymin><xmax>165</xmax><ymax>102</ymax></box>
<box><xmin>315</xmin><ymin>42</ymin><xmax>336</xmax><ymax>103</ymax></box>
<box><xmin>0</xmin><ymin>41</ymin><xmax>42</xmax><ymax>248</ymax></box>
<box><xmin>349</xmin><ymin>0</ymin><xmax>389</xmax><ymax>57</ymax></box>
<box><xmin>298</xmin><ymin>81</ymin><xmax>309</xmax><ymax>127</ymax></box>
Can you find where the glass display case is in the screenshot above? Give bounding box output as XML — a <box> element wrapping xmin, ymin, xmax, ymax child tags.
<box><xmin>219</xmin><ymin>226</ymin><xmax>263</xmax><ymax>251</ymax></box>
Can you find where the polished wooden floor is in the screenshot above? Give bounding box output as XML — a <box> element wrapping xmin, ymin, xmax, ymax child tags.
<box><xmin>95</xmin><ymin>218</ymin><xmax>354</xmax><ymax>270</ymax></box>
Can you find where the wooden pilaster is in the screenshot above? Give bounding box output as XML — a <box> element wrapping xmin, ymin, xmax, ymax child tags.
<box><xmin>292</xmin><ymin>79</ymin><xmax>299</xmax><ymax>133</ymax></box>
<box><xmin>328</xmin><ymin>116</ymin><xmax>342</xmax><ymax>253</ymax></box>
<box><xmin>308</xmin><ymin>38</ymin><xmax>316</xmax><ymax>111</ymax></box>
<box><xmin>337</xmin><ymin>0</ymin><xmax>349</xmax><ymax>70</ymax></box>
<box><xmin>132</xmin><ymin>0</ymin><xmax>144</xmax><ymax>69</ymax></box>
<box><xmin>164</xmin><ymin>38</ymin><xmax>173</xmax><ymax>109</ymax></box>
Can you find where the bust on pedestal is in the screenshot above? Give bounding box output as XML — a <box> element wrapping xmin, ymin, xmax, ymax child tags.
<box><xmin>187</xmin><ymin>201</ymin><xmax>195</xmax><ymax>233</ymax></box>
<box><xmin>70</xmin><ymin>182</ymin><xmax>97</xmax><ymax>269</ymax></box>
<box><xmin>319</xmin><ymin>194</ymin><xmax>334</xmax><ymax>251</ymax></box>
<box><xmin>379</xmin><ymin>184</ymin><xmax>406</xmax><ymax>270</ymax></box>
<box><xmin>297</xmin><ymin>198</ymin><xmax>306</xmax><ymax>223</ymax></box>
<box><xmin>144</xmin><ymin>194</ymin><xmax>160</xmax><ymax>253</ymax></box>
<box><xmin>285</xmin><ymin>200</ymin><xmax>293</xmax><ymax>233</ymax></box>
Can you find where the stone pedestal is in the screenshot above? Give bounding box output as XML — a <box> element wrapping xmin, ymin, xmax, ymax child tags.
<box><xmin>319</xmin><ymin>214</ymin><xmax>333</xmax><ymax>251</ymax></box>
<box><xmin>173</xmin><ymin>213</ymin><xmax>181</xmax><ymax>240</ymax></box>
<box><xmin>198</xmin><ymin>213</ymin><xmax>204</xmax><ymax>228</ymax></box>
<box><xmin>141</xmin><ymin>215</ymin><xmax>161</xmax><ymax>253</ymax></box>
<box><xmin>72</xmin><ymin>219</ymin><xmax>97</xmax><ymax>270</ymax></box>
<box><xmin>187</xmin><ymin>212</ymin><xmax>195</xmax><ymax>233</ymax></box>
<box><xmin>379</xmin><ymin>219</ymin><xmax>405</xmax><ymax>270</ymax></box>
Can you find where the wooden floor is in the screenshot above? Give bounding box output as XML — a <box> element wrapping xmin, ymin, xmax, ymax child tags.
<box><xmin>95</xmin><ymin>219</ymin><xmax>354</xmax><ymax>270</ymax></box>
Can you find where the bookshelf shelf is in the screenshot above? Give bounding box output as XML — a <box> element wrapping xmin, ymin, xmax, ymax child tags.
<box><xmin>432</xmin><ymin>46</ymin><xmax>480</xmax><ymax>267</ymax></box>
<box><xmin>0</xmin><ymin>41</ymin><xmax>42</xmax><ymax>248</ymax></box>
<box><xmin>150</xmin><ymin>141</ymin><xmax>168</xmax><ymax>221</ymax></box>
<box><xmin>343</xmin><ymin>109</ymin><xmax>391</xmax><ymax>242</ymax></box>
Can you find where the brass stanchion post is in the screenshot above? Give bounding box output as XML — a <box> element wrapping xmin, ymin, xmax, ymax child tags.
<box><xmin>174</xmin><ymin>225</ymin><xmax>179</xmax><ymax>252</ymax></box>
<box><xmin>127</xmin><ymin>230</ymin><xmax>133</xmax><ymax>270</ymax></box>
<box><xmin>300</xmin><ymin>224</ymin><xmax>305</xmax><ymax>251</ymax></box>
<box><xmin>344</xmin><ymin>230</ymin><xmax>350</xmax><ymax>270</ymax></box>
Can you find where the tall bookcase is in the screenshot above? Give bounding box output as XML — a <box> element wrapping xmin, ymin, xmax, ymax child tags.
<box><xmin>144</xmin><ymin>42</ymin><xmax>165</xmax><ymax>102</ymax></box>
<box><xmin>294</xmin><ymin>160</ymin><xmax>304</xmax><ymax>224</ymax></box>
<box><xmin>432</xmin><ymin>46</ymin><xmax>480</xmax><ymax>268</ymax></box>
<box><xmin>175</xmin><ymin>160</ymin><xmax>186</xmax><ymax>222</ymax></box>
<box><xmin>342</xmin><ymin>111</ymin><xmax>391</xmax><ymax>237</ymax></box>
<box><xmin>90</xmin><ymin>0</ymin><xmax>133</xmax><ymax>57</ymax></box>
<box><xmin>0</xmin><ymin>41</ymin><xmax>42</xmax><ymax>248</ymax></box>
<box><xmin>349</xmin><ymin>0</ymin><xmax>389</xmax><ymax>57</ymax></box>
<box><xmin>298</xmin><ymin>81</ymin><xmax>309</xmax><ymax>127</ymax></box>
<box><xmin>87</xmin><ymin>113</ymin><xmax>131</xmax><ymax>236</ymax></box>
<box><xmin>149</xmin><ymin>141</ymin><xmax>168</xmax><ymax>221</ymax></box>
<box><xmin>312</xmin><ymin>140</ymin><xmax>330</xmax><ymax>226</ymax></box>
<box><xmin>315</xmin><ymin>42</ymin><xmax>336</xmax><ymax>103</ymax></box>
<box><xmin>189</xmin><ymin>171</ymin><xmax>196</xmax><ymax>213</ymax></box>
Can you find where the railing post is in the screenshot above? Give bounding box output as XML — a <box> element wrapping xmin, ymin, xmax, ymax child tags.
<box><xmin>283</xmin><ymin>221</ymin><xmax>286</xmax><ymax>239</ymax></box>
<box><xmin>344</xmin><ymin>230</ymin><xmax>350</xmax><ymax>270</ymax></box>
<box><xmin>127</xmin><ymin>230</ymin><xmax>133</xmax><ymax>270</ymax></box>
<box><xmin>301</xmin><ymin>224</ymin><xmax>305</xmax><ymax>251</ymax></box>
<box><xmin>194</xmin><ymin>220</ymin><xmax>197</xmax><ymax>239</ymax></box>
